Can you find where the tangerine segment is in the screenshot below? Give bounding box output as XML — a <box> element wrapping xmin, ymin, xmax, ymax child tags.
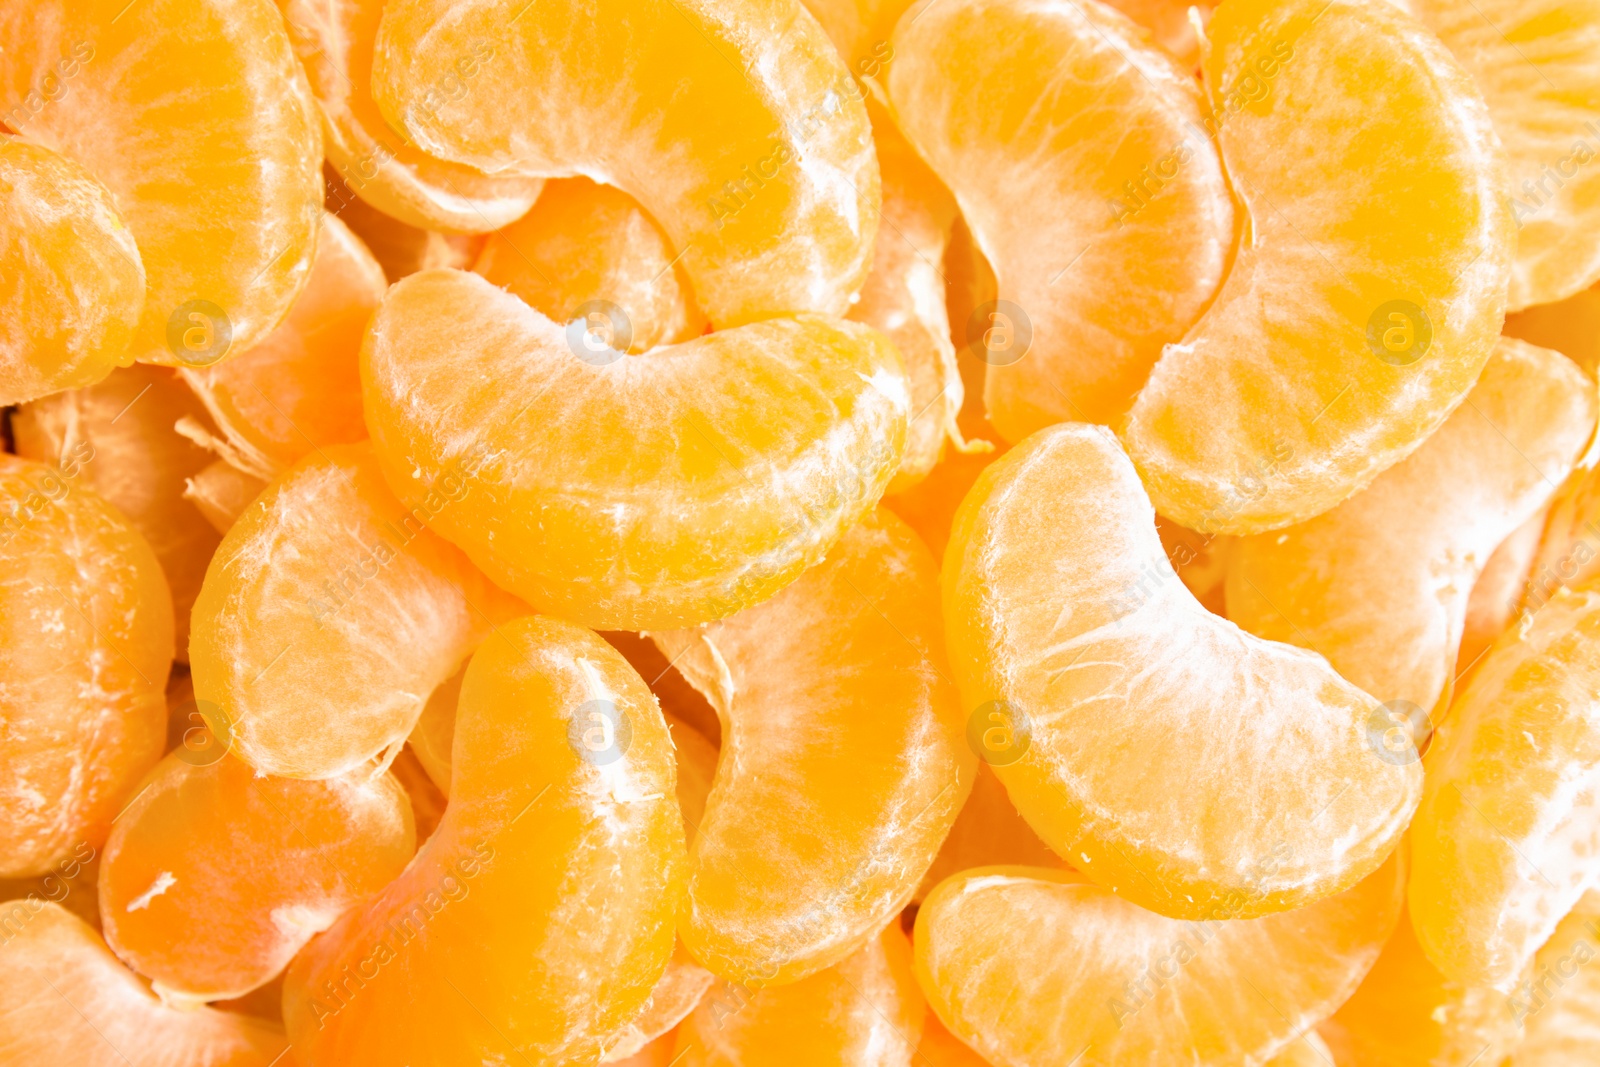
<box><xmin>915</xmin><ymin>857</ymin><xmax>1402</xmax><ymax>1067</ymax></box>
<box><xmin>1460</xmin><ymin>509</ymin><xmax>1548</xmax><ymax>676</ymax></box>
<box><xmin>887</xmin><ymin>0</ymin><xmax>1233</xmax><ymax>440</ymax></box>
<box><xmin>943</xmin><ymin>424</ymin><xmax>1420</xmax><ymax>919</ymax></box>
<box><xmin>1510</xmin><ymin>891</ymin><xmax>1600</xmax><ymax>1065</ymax></box>
<box><xmin>407</xmin><ymin>665</ymin><xmax>464</xmax><ymax>796</ymax></box>
<box><xmin>97</xmin><ymin>751</ymin><xmax>414</xmax><ymax>1002</ymax></box>
<box><xmin>283</xmin><ymin>616</ymin><xmax>686</xmax><ymax>1067</ymax></box>
<box><xmin>362</xmin><ymin>269</ymin><xmax>908</xmax><ymax>631</ymax></box>
<box><xmin>323</xmin><ymin>166</ymin><xmax>486</xmax><ymax>281</ymax></box>
<box><xmin>1121</xmin><ymin>0</ymin><xmax>1513</xmax><ymax>534</ymax></box>
<box><xmin>181</xmin><ymin>213</ymin><xmax>387</xmax><ymax>475</ymax></box>
<box><xmin>1507</xmin><ymin>281</ymin><xmax>1600</xmax><ymax>374</ymax></box>
<box><xmin>1410</xmin><ymin>0</ymin><xmax>1600</xmax><ymax>309</ymax></box>
<box><xmin>0</xmin><ymin>902</ymin><xmax>290</xmax><ymax>1066</ymax></box>
<box><xmin>915</xmin><ymin>764</ymin><xmax>1063</xmax><ymax>903</ymax></box>
<box><xmin>0</xmin><ymin>136</ymin><xmax>142</xmax><ymax>406</ymax></box>
<box><xmin>1226</xmin><ymin>338</ymin><xmax>1596</xmax><ymax>716</ymax></box>
<box><xmin>1101</xmin><ymin>0</ymin><xmax>1211</xmax><ymax>66</ymax></box>
<box><xmin>474</xmin><ymin>178</ymin><xmax>705</xmax><ymax>352</ymax></box>
<box><xmin>188</xmin><ymin>442</ymin><xmax>525</xmax><ymax>780</ymax></box>
<box><xmin>280</xmin><ymin>0</ymin><xmax>543</xmax><ymax>233</ymax></box>
<box><xmin>915</xmin><ymin>1014</ymin><xmax>994</xmax><ymax>1067</ymax></box>
<box><xmin>1409</xmin><ymin>578</ymin><xmax>1600</xmax><ymax>988</ymax></box>
<box><xmin>184</xmin><ymin>460</ymin><xmax>268</xmax><ymax>535</ymax></box>
<box><xmin>0</xmin><ymin>0</ymin><xmax>322</xmax><ymax>365</ymax></box>
<box><xmin>1523</xmin><ymin>461</ymin><xmax>1600</xmax><ymax>618</ymax></box>
<box><xmin>672</xmin><ymin>927</ymin><xmax>924</xmax><ymax>1067</ymax></box>
<box><xmin>653</xmin><ymin>509</ymin><xmax>972</xmax><ymax>984</ymax></box>
<box><xmin>0</xmin><ymin>455</ymin><xmax>173</xmax><ymax>880</ymax></box>
<box><xmin>371</xmin><ymin>0</ymin><xmax>879</xmax><ymax>326</ymax></box>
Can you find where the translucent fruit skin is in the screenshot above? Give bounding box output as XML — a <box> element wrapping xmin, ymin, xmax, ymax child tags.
<box><xmin>0</xmin><ymin>0</ymin><xmax>323</xmax><ymax>365</ymax></box>
<box><xmin>189</xmin><ymin>442</ymin><xmax>525</xmax><ymax>779</ymax></box>
<box><xmin>1409</xmin><ymin>578</ymin><xmax>1600</xmax><ymax>989</ymax></box>
<box><xmin>1510</xmin><ymin>890</ymin><xmax>1600</xmax><ymax>1065</ymax></box>
<box><xmin>97</xmin><ymin>751</ymin><xmax>415</xmax><ymax>1001</ymax></box>
<box><xmin>888</xmin><ymin>0</ymin><xmax>1233</xmax><ymax>440</ymax></box>
<box><xmin>1460</xmin><ymin>508</ymin><xmax>1549</xmax><ymax>676</ymax></box>
<box><xmin>0</xmin><ymin>903</ymin><xmax>290</xmax><ymax>1066</ymax></box>
<box><xmin>184</xmin><ymin>460</ymin><xmax>268</xmax><ymax>535</ymax></box>
<box><xmin>0</xmin><ymin>455</ymin><xmax>173</xmax><ymax>880</ymax></box>
<box><xmin>653</xmin><ymin>510</ymin><xmax>973</xmax><ymax>984</ymax></box>
<box><xmin>362</xmin><ymin>269</ymin><xmax>909</xmax><ymax>631</ymax></box>
<box><xmin>1227</xmin><ymin>338</ymin><xmax>1596</xmax><ymax>717</ymax></box>
<box><xmin>0</xmin><ymin>136</ymin><xmax>143</xmax><ymax>406</ymax></box>
<box><xmin>372</xmin><ymin>0</ymin><xmax>879</xmax><ymax>327</ymax></box>
<box><xmin>1121</xmin><ymin>0</ymin><xmax>1514</xmax><ymax>534</ymax></box>
<box><xmin>913</xmin><ymin>858</ymin><xmax>1402</xmax><ymax>1067</ymax></box>
<box><xmin>283</xmin><ymin>616</ymin><xmax>686</xmax><ymax>1067</ymax></box>
<box><xmin>942</xmin><ymin>424</ymin><xmax>1420</xmax><ymax>919</ymax></box>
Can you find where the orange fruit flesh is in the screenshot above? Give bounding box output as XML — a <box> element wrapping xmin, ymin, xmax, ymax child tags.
<box><xmin>0</xmin><ymin>135</ymin><xmax>143</xmax><ymax>405</ymax></box>
<box><xmin>0</xmin><ymin>0</ymin><xmax>323</xmax><ymax>365</ymax></box>
<box><xmin>915</xmin><ymin>1013</ymin><xmax>995</xmax><ymax>1067</ymax></box>
<box><xmin>672</xmin><ymin>927</ymin><xmax>924</xmax><ymax>1067</ymax></box>
<box><xmin>181</xmin><ymin>213</ymin><xmax>387</xmax><ymax>475</ymax></box>
<box><xmin>279</xmin><ymin>0</ymin><xmax>543</xmax><ymax>233</ymax></box>
<box><xmin>1409</xmin><ymin>577</ymin><xmax>1600</xmax><ymax>988</ymax></box>
<box><xmin>388</xmin><ymin>745</ymin><xmax>446</xmax><ymax>845</ymax></box>
<box><xmin>1101</xmin><ymin>0</ymin><xmax>1211</xmax><ymax>66</ymax></box>
<box><xmin>799</xmin><ymin>0</ymin><xmax>912</xmax><ymax>76</ymax></box>
<box><xmin>888</xmin><ymin>0</ymin><xmax>1234</xmax><ymax>440</ymax></box>
<box><xmin>1122</xmin><ymin>0</ymin><xmax>1513</xmax><ymax>534</ymax></box>
<box><xmin>283</xmin><ymin>616</ymin><xmax>686</xmax><ymax>1067</ymax></box>
<box><xmin>184</xmin><ymin>460</ymin><xmax>268</xmax><ymax>535</ymax></box>
<box><xmin>1156</xmin><ymin>515</ymin><xmax>1231</xmax><ymax>616</ymax></box>
<box><xmin>652</xmin><ymin>509</ymin><xmax>973</xmax><ymax>984</ymax></box>
<box><xmin>943</xmin><ymin>423</ymin><xmax>1420</xmax><ymax>919</ymax></box>
<box><xmin>1460</xmin><ymin>507</ymin><xmax>1549</xmax><ymax>678</ymax></box>
<box><xmin>914</xmin><ymin>856</ymin><xmax>1402</xmax><ymax>1067</ymax></box>
<box><xmin>0</xmin><ymin>902</ymin><xmax>290</xmax><ymax>1066</ymax></box>
<box><xmin>188</xmin><ymin>442</ymin><xmax>524</xmax><ymax>779</ymax></box>
<box><xmin>361</xmin><ymin>268</ymin><xmax>909</xmax><ymax>631</ymax></box>
<box><xmin>407</xmin><ymin>665</ymin><xmax>464</xmax><ymax>797</ymax></box>
<box><xmin>0</xmin><ymin>454</ymin><xmax>173</xmax><ymax>880</ymax></box>
<box><xmin>1510</xmin><ymin>890</ymin><xmax>1600</xmax><ymax>1065</ymax></box>
<box><xmin>1507</xmin><ymin>282</ymin><xmax>1600</xmax><ymax>375</ymax></box>
<box><xmin>474</xmin><ymin>177</ymin><xmax>705</xmax><ymax>352</ymax></box>
<box><xmin>915</xmin><ymin>764</ymin><xmax>1064</xmax><ymax>903</ymax></box>
<box><xmin>1521</xmin><ymin>456</ymin><xmax>1600</xmax><ymax>618</ymax></box>
<box><xmin>97</xmin><ymin>751</ymin><xmax>414</xmax><ymax>1002</ymax></box>
<box><xmin>0</xmin><ymin>840</ymin><xmax>101</xmax><ymax>934</ymax></box>
<box><xmin>372</xmin><ymin>0</ymin><xmax>879</xmax><ymax>327</ymax></box>
<box><xmin>1226</xmin><ymin>338</ymin><xmax>1596</xmax><ymax>717</ymax></box>
<box><xmin>324</xmin><ymin>166</ymin><xmax>486</xmax><ymax>282</ymax></box>
<box><xmin>13</xmin><ymin>364</ymin><xmax>224</xmax><ymax>659</ymax></box>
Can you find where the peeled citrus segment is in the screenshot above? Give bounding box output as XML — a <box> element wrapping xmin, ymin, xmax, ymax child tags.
<box><xmin>324</xmin><ymin>167</ymin><xmax>486</xmax><ymax>281</ymax></box>
<box><xmin>184</xmin><ymin>460</ymin><xmax>268</xmax><ymax>535</ymax></box>
<box><xmin>283</xmin><ymin>616</ymin><xmax>686</xmax><ymax>1067</ymax></box>
<box><xmin>1157</xmin><ymin>515</ymin><xmax>1232</xmax><ymax>615</ymax></box>
<box><xmin>0</xmin><ymin>902</ymin><xmax>290</xmax><ymax>1066</ymax></box>
<box><xmin>606</xmin><ymin>943</ymin><xmax>718</xmax><ymax>1063</ymax></box>
<box><xmin>280</xmin><ymin>0</ymin><xmax>542</xmax><ymax>233</ymax></box>
<box><xmin>1409</xmin><ymin>577</ymin><xmax>1600</xmax><ymax>988</ymax></box>
<box><xmin>474</xmin><ymin>178</ymin><xmax>705</xmax><ymax>352</ymax></box>
<box><xmin>1226</xmin><ymin>338</ymin><xmax>1596</xmax><ymax>716</ymax></box>
<box><xmin>407</xmin><ymin>664</ymin><xmax>464</xmax><ymax>796</ymax></box>
<box><xmin>916</xmin><ymin>1013</ymin><xmax>994</xmax><ymax>1067</ymax></box>
<box><xmin>371</xmin><ymin>0</ymin><xmax>879</xmax><ymax>326</ymax></box>
<box><xmin>888</xmin><ymin>0</ymin><xmax>1233</xmax><ymax>441</ymax></box>
<box><xmin>914</xmin><ymin>857</ymin><xmax>1402</xmax><ymax>1067</ymax></box>
<box><xmin>886</xmin><ymin>443</ymin><xmax>1005</xmax><ymax>562</ymax></box>
<box><xmin>362</xmin><ymin>268</ymin><xmax>908</xmax><ymax>631</ymax></box>
<box><xmin>0</xmin><ymin>840</ymin><xmax>101</xmax><ymax>934</ymax></box>
<box><xmin>0</xmin><ymin>454</ymin><xmax>173</xmax><ymax>879</ymax></box>
<box><xmin>1461</xmin><ymin>508</ymin><xmax>1549</xmax><ymax>675</ymax></box>
<box><xmin>915</xmin><ymin>764</ymin><xmax>1064</xmax><ymax>903</ymax></box>
<box><xmin>181</xmin><ymin>213</ymin><xmax>387</xmax><ymax>476</ymax></box>
<box><xmin>1121</xmin><ymin>0</ymin><xmax>1514</xmax><ymax>534</ymax></box>
<box><xmin>1410</xmin><ymin>0</ymin><xmax>1600</xmax><ymax>309</ymax></box>
<box><xmin>672</xmin><ymin>927</ymin><xmax>924</xmax><ymax>1067</ymax></box>
<box><xmin>0</xmin><ymin>0</ymin><xmax>323</xmax><ymax>365</ymax></box>
<box><xmin>800</xmin><ymin>0</ymin><xmax>909</xmax><ymax>75</ymax></box>
<box><xmin>652</xmin><ymin>509</ymin><xmax>971</xmax><ymax>984</ymax></box>
<box><xmin>1508</xmin><ymin>891</ymin><xmax>1600</xmax><ymax>1065</ymax></box>
<box><xmin>97</xmin><ymin>751</ymin><xmax>414</xmax><ymax>1002</ymax></box>
<box><xmin>0</xmin><ymin>135</ymin><xmax>142</xmax><ymax>405</ymax></box>
<box><xmin>14</xmin><ymin>364</ymin><xmax>223</xmax><ymax>659</ymax></box>
<box><xmin>189</xmin><ymin>442</ymin><xmax>525</xmax><ymax>779</ymax></box>
<box><xmin>1522</xmin><ymin>459</ymin><xmax>1600</xmax><ymax>618</ymax></box>
<box><xmin>1101</xmin><ymin>0</ymin><xmax>1211</xmax><ymax>66</ymax></box>
<box><xmin>943</xmin><ymin>424</ymin><xmax>1421</xmax><ymax>919</ymax></box>
<box><xmin>1507</xmin><ymin>281</ymin><xmax>1600</xmax><ymax>374</ymax></box>
<box><xmin>389</xmin><ymin>744</ymin><xmax>446</xmax><ymax>844</ymax></box>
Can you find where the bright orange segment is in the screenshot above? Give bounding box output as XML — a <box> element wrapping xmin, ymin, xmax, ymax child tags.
<box><xmin>362</xmin><ymin>269</ymin><xmax>908</xmax><ymax>630</ymax></box>
<box><xmin>913</xmin><ymin>857</ymin><xmax>1402</xmax><ymax>1067</ymax></box>
<box><xmin>98</xmin><ymin>751</ymin><xmax>414</xmax><ymax>1001</ymax></box>
<box><xmin>1121</xmin><ymin>0</ymin><xmax>1513</xmax><ymax>533</ymax></box>
<box><xmin>184</xmin><ymin>460</ymin><xmax>267</xmax><ymax>535</ymax></box>
<box><xmin>0</xmin><ymin>454</ymin><xmax>172</xmax><ymax>879</ymax></box>
<box><xmin>1460</xmin><ymin>509</ymin><xmax>1549</xmax><ymax>675</ymax></box>
<box><xmin>1510</xmin><ymin>891</ymin><xmax>1600</xmax><ymax>1065</ymax></box>
<box><xmin>888</xmin><ymin>0</ymin><xmax>1233</xmax><ymax>440</ymax></box>
<box><xmin>324</xmin><ymin>167</ymin><xmax>487</xmax><ymax>281</ymax></box>
<box><xmin>653</xmin><ymin>510</ymin><xmax>972</xmax><ymax>984</ymax></box>
<box><xmin>0</xmin><ymin>0</ymin><xmax>323</xmax><ymax>365</ymax></box>
<box><xmin>943</xmin><ymin>424</ymin><xmax>1420</xmax><ymax>919</ymax></box>
<box><xmin>0</xmin><ymin>136</ymin><xmax>142</xmax><ymax>405</ymax></box>
<box><xmin>188</xmin><ymin>442</ymin><xmax>524</xmax><ymax>779</ymax></box>
<box><xmin>283</xmin><ymin>616</ymin><xmax>686</xmax><ymax>1066</ymax></box>
<box><xmin>1102</xmin><ymin>0</ymin><xmax>1211</xmax><ymax>66</ymax></box>
<box><xmin>915</xmin><ymin>764</ymin><xmax>1063</xmax><ymax>902</ymax></box>
<box><xmin>372</xmin><ymin>0</ymin><xmax>879</xmax><ymax>326</ymax></box>
<box><xmin>1507</xmin><ymin>281</ymin><xmax>1600</xmax><ymax>374</ymax></box>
